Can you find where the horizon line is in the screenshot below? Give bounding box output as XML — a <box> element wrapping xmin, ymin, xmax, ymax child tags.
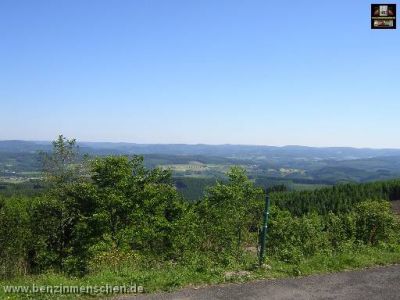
<box><xmin>1</xmin><ymin>139</ymin><xmax>400</xmax><ymax>151</ymax></box>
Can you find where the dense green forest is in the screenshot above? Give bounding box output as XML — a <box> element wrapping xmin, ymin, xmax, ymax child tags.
<box><xmin>1</xmin><ymin>136</ymin><xmax>400</xmax><ymax>298</ymax></box>
<box><xmin>271</xmin><ymin>180</ymin><xmax>400</xmax><ymax>216</ymax></box>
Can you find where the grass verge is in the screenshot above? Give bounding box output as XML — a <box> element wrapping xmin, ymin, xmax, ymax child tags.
<box><xmin>1</xmin><ymin>244</ymin><xmax>400</xmax><ymax>300</ymax></box>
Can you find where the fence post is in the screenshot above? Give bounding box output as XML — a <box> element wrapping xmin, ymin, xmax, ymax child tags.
<box><xmin>259</xmin><ymin>193</ymin><xmax>270</xmax><ymax>266</ymax></box>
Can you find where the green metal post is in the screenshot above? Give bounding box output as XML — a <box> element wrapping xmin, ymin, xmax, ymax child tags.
<box><xmin>259</xmin><ymin>193</ymin><xmax>270</xmax><ymax>266</ymax></box>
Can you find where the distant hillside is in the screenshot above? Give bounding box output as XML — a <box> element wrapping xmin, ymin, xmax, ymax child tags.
<box><xmin>1</xmin><ymin>140</ymin><xmax>400</xmax><ymax>195</ymax></box>
<box><xmin>0</xmin><ymin>140</ymin><xmax>51</xmax><ymax>153</ymax></box>
<box><xmin>1</xmin><ymin>140</ymin><xmax>400</xmax><ymax>160</ymax></box>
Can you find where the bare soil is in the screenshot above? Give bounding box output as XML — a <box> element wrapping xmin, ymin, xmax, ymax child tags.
<box><xmin>391</xmin><ymin>200</ymin><xmax>400</xmax><ymax>215</ymax></box>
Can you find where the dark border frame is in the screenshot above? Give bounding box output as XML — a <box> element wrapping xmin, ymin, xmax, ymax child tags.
<box><xmin>371</xmin><ymin>4</ymin><xmax>396</xmax><ymax>29</ymax></box>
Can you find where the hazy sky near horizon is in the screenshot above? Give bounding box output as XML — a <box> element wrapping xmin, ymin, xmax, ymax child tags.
<box><xmin>1</xmin><ymin>1</ymin><xmax>399</xmax><ymax>148</ymax></box>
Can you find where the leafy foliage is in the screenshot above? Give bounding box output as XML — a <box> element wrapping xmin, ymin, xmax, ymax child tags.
<box><xmin>193</xmin><ymin>167</ymin><xmax>264</xmax><ymax>261</ymax></box>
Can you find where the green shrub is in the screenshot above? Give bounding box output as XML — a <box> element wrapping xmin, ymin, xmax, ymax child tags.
<box><xmin>354</xmin><ymin>200</ymin><xmax>397</xmax><ymax>245</ymax></box>
<box><xmin>267</xmin><ymin>208</ymin><xmax>329</xmax><ymax>262</ymax></box>
<box><xmin>192</xmin><ymin>167</ymin><xmax>264</xmax><ymax>263</ymax></box>
<box><xmin>325</xmin><ymin>212</ymin><xmax>356</xmax><ymax>248</ymax></box>
<box><xmin>0</xmin><ymin>196</ymin><xmax>31</xmax><ymax>279</ymax></box>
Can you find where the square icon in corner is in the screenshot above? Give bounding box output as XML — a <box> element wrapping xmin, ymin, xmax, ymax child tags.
<box><xmin>371</xmin><ymin>4</ymin><xmax>396</xmax><ymax>29</ymax></box>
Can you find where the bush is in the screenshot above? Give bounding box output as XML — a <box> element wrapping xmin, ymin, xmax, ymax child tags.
<box><xmin>325</xmin><ymin>212</ymin><xmax>356</xmax><ymax>249</ymax></box>
<box><xmin>192</xmin><ymin>167</ymin><xmax>264</xmax><ymax>263</ymax></box>
<box><xmin>354</xmin><ymin>200</ymin><xmax>397</xmax><ymax>245</ymax></box>
<box><xmin>0</xmin><ymin>196</ymin><xmax>32</xmax><ymax>278</ymax></box>
<box><xmin>267</xmin><ymin>208</ymin><xmax>329</xmax><ymax>262</ymax></box>
<box><xmin>265</xmin><ymin>199</ymin><xmax>399</xmax><ymax>263</ymax></box>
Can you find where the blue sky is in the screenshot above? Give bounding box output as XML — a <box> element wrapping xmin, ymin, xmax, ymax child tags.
<box><xmin>0</xmin><ymin>1</ymin><xmax>399</xmax><ymax>147</ymax></box>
